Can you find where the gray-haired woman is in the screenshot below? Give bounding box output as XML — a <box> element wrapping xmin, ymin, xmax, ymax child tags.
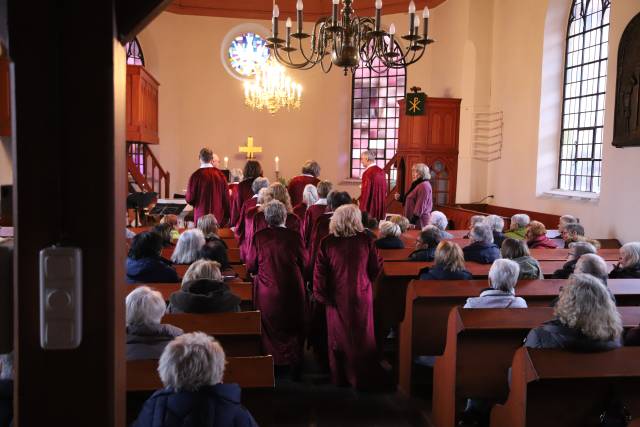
<box><xmin>464</xmin><ymin>259</ymin><xmax>528</xmax><ymax>308</ymax></box>
<box><xmin>396</xmin><ymin>163</ymin><xmax>433</xmax><ymax>228</ymax></box>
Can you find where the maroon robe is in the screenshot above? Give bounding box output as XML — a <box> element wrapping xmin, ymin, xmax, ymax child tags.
<box><xmin>359</xmin><ymin>165</ymin><xmax>387</xmax><ymax>221</ymax></box>
<box><xmin>307</xmin><ymin>213</ymin><xmax>332</xmax><ymax>276</ymax></box>
<box><xmin>230</xmin><ymin>178</ymin><xmax>255</xmax><ymax>228</ymax></box>
<box><xmin>287</xmin><ymin>175</ymin><xmax>320</xmax><ymax>207</ymax></box>
<box><xmin>253</xmin><ymin>211</ymin><xmax>301</xmax><ymax>237</ymax></box>
<box><xmin>304</xmin><ymin>203</ymin><xmax>328</xmax><ymax>247</ymax></box>
<box><xmin>185</xmin><ymin>167</ymin><xmax>230</xmax><ymax>225</ymax></box>
<box><xmin>238</xmin><ymin>205</ymin><xmax>260</xmax><ymax>262</ymax></box>
<box><xmin>246</xmin><ymin>226</ymin><xmax>308</xmax><ymax>366</ymax></box>
<box><xmin>313</xmin><ymin>231</ymin><xmax>384</xmax><ymax>389</ymax></box>
<box><xmin>234</xmin><ymin>196</ymin><xmax>258</xmax><ymax>238</ymax></box>
<box><xmin>293</xmin><ymin>203</ymin><xmax>307</xmax><ymax>222</ymax></box>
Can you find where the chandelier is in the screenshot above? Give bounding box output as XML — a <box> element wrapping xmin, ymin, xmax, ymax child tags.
<box><xmin>267</xmin><ymin>0</ymin><xmax>433</xmax><ymax>75</ymax></box>
<box><xmin>243</xmin><ymin>58</ymin><xmax>303</xmax><ymax>114</ymax></box>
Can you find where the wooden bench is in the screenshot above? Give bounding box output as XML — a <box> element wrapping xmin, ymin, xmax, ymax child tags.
<box><xmin>175</xmin><ymin>263</ymin><xmax>248</xmax><ymax>280</ymax></box>
<box><xmin>161</xmin><ymin>247</ymin><xmax>242</xmax><ymax>264</ymax></box>
<box><xmin>379</xmin><ymin>247</ymin><xmax>620</xmax><ymax>262</ymax></box>
<box><xmin>127</xmin><ymin>356</ymin><xmax>275</xmax><ymax>391</ymax></box>
<box><xmin>131</xmin><ymin>281</ymin><xmax>253</xmax><ymax>302</ymax></box>
<box><xmin>163</xmin><ymin>311</ymin><xmax>262</xmax><ymax>357</ymax></box>
<box><xmin>431</xmin><ymin>306</ymin><xmax>640</xmax><ymax>427</ymax></box>
<box><xmin>491</xmin><ymin>347</ymin><xmax>640</xmax><ymax>427</ymax></box>
<box><xmin>397</xmin><ymin>279</ymin><xmax>640</xmax><ymax>397</ymax></box>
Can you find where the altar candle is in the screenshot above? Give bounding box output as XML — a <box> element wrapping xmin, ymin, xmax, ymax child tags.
<box><xmin>275</xmin><ymin>156</ymin><xmax>280</xmax><ymax>172</ymax></box>
<box><xmin>224</xmin><ymin>156</ymin><xmax>229</xmax><ymax>169</ymax></box>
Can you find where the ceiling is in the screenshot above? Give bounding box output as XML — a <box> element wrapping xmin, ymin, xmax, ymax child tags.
<box><xmin>166</xmin><ymin>0</ymin><xmax>448</xmax><ymax>22</ymax></box>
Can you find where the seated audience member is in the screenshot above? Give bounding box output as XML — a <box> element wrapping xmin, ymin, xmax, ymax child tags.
<box><xmin>504</xmin><ymin>213</ymin><xmax>530</xmax><ymax>240</ymax></box>
<box><xmin>500</xmin><ymin>238</ymin><xmax>543</xmax><ymax>279</ymax></box>
<box><xmin>125</xmin><ymin>286</ymin><xmax>183</xmax><ymax>360</ymax></box>
<box><xmin>171</xmin><ymin>229</ymin><xmax>206</xmax><ymax>265</ymax></box>
<box><xmin>0</xmin><ymin>353</ymin><xmax>12</xmax><ymax>427</ymax></box>
<box><xmin>153</xmin><ymin>223</ymin><xmax>174</xmax><ymax>247</ymax></box>
<box><xmin>524</xmin><ymin>274</ymin><xmax>622</xmax><ymax>350</ymax></box>
<box><xmin>525</xmin><ymin>220</ymin><xmax>557</xmax><ymax>249</ymax></box>
<box><xmin>361</xmin><ymin>211</ymin><xmax>378</xmax><ymax>239</ymax></box>
<box><xmin>484</xmin><ymin>215</ymin><xmax>506</xmax><ymax>248</ymax></box>
<box><xmin>126</xmin><ymin>232</ymin><xmax>180</xmax><ymax>284</ymax></box>
<box><xmin>161</xmin><ymin>214</ymin><xmax>181</xmax><ymax>241</ymax></box>
<box><xmin>168</xmin><ymin>260</ymin><xmax>240</xmax><ymax>314</ymax></box>
<box><xmin>552</xmin><ymin>241</ymin><xmax>596</xmax><ymax>279</ymax></box>
<box><xmin>464</xmin><ymin>259</ymin><xmax>527</xmax><ymax>308</ymax></box>
<box><xmin>197</xmin><ymin>214</ymin><xmax>226</xmax><ymax>248</ymax></box>
<box><xmin>247</xmin><ymin>200</ymin><xmax>307</xmax><ymax>370</ymax></box>
<box><xmin>419</xmin><ymin>241</ymin><xmax>472</xmax><ymax>280</ymax></box>
<box><xmin>463</xmin><ymin>215</ymin><xmax>486</xmax><ymax>238</ymax></box>
<box><xmin>294</xmin><ymin>184</ymin><xmax>319</xmax><ymax>222</ymax></box>
<box><xmin>609</xmin><ymin>242</ymin><xmax>640</xmax><ymax>279</ymax></box>
<box><xmin>409</xmin><ymin>225</ymin><xmax>441</xmax><ymax>261</ymax></box>
<box><xmin>463</xmin><ymin>224</ymin><xmax>501</xmax><ymax>264</ymax></box>
<box><xmin>198</xmin><ymin>242</ymin><xmax>231</xmax><ymax>272</ymax></box>
<box><xmin>561</xmin><ymin>222</ymin><xmax>601</xmax><ymax>249</ymax></box>
<box><xmin>132</xmin><ymin>332</ymin><xmax>258</xmax><ymax>427</ymax></box>
<box><xmin>625</xmin><ymin>326</ymin><xmax>640</xmax><ymax>346</ymax></box>
<box><xmin>389</xmin><ymin>214</ymin><xmax>411</xmax><ymax>233</ymax></box>
<box><xmin>553</xmin><ymin>214</ymin><xmax>578</xmax><ymax>238</ymax></box>
<box><xmin>375</xmin><ymin>221</ymin><xmax>404</xmax><ymax>249</ymax></box>
<box><xmin>288</xmin><ymin>160</ymin><xmax>321</xmax><ymax>207</ymax></box>
<box><xmin>575</xmin><ymin>253</ymin><xmax>609</xmax><ymax>285</ymax></box>
<box><xmin>428</xmin><ymin>210</ymin><xmax>453</xmax><ymax>239</ymax></box>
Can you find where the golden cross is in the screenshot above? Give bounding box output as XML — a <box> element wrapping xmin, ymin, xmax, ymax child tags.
<box><xmin>238</xmin><ymin>136</ymin><xmax>263</xmax><ymax>159</ymax></box>
<box><xmin>409</xmin><ymin>97</ymin><xmax>421</xmax><ymax>113</ymax></box>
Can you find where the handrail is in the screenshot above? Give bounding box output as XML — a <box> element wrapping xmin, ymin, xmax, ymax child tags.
<box><xmin>142</xmin><ymin>144</ymin><xmax>170</xmax><ymax>198</ymax></box>
<box><xmin>127</xmin><ymin>155</ymin><xmax>152</xmax><ymax>193</ymax></box>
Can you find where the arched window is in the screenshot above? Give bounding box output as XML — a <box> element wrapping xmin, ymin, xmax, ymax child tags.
<box><xmin>125</xmin><ymin>37</ymin><xmax>145</xmax><ymax>66</ymax></box>
<box><xmin>350</xmin><ymin>47</ymin><xmax>406</xmax><ymax>179</ymax></box>
<box><xmin>558</xmin><ymin>0</ymin><xmax>610</xmax><ymax>193</ymax></box>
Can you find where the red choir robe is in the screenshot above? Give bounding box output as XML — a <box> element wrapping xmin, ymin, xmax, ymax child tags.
<box><xmin>185</xmin><ymin>167</ymin><xmax>230</xmax><ymax>225</ymax></box>
<box><xmin>303</xmin><ymin>203</ymin><xmax>328</xmax><ymax>247</ymax></box>
<box><xmin>293</xmin><ymin>203</ymin><xmax>307</xmax><ymax>222</ymax></box>
<box><xmin>238</xmin><ymin>204</ymin><xmax>260</xmax><ymax>262</ymax></box>
<box><xmin>246</xmin><ymin>226</ymin><xmax>308</xmax><ymax>366</ymax></box>
<box><xmin>287</xmin><ymin>175</ymin><xmax>320</xmax><ymax>207</ymax></box>
<box><xmin>307</xmin><ymin>213</ymin><xmax>332</xmax><ymax>276</ymax></box>
<box><xmin>230</xmin><ymin>178</ymin><xmax>255</xmax><ymax>228</ymax></box>
<box><xmin>359</xmin><ymin>165</ymin><xmax>387</xmax><ymax>221</ymax></box>
<box><xmin>253</xmin><ymin>211</ymin><xmax>301</xmax><ymax>237</ymax></box>
<box><xmin>313</xmin><ymin>231</ymin><xmax>384</xmax><ymax>389</ymax></box>
<box><xmin>234</xmin><ymin>196</ymin><xmax>258</xmax><ymax>238</ymax></box>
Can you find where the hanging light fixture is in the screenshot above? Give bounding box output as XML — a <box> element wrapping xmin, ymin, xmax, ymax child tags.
<box><xmin>243</xmin><ymin>58</ymin><xmax>303</xmax><ymax>114</ymax></box>
<box><xmin>267</xmin><ymin>0</ymin><xmax>434</xmax><ymax>75</ymax></box>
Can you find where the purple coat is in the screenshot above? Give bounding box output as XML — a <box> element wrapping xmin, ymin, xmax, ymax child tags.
<box><xmin>404</xmin><ymin>180</ymin><xmax>433</xmax><ymax>228</ymax></box>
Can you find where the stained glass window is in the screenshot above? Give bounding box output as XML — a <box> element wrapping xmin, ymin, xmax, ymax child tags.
<box><xmin>228</xmin><ymin>32</ymin><xmax>270</xmax><ymax>77</ymax></box>
<box><xmin>350</xmin><ymin>43</ymin><xmax>406</xmax><ymax>179</ymax></box>
<box><xmin>125</xmin><ymin>38</ymin><xmax>144</xmax><ymax>66</ymax></box>
<box><xmin>558</xmin><ymin>0</ymin><xmax>610</xmax><ymax>193</ymax></box>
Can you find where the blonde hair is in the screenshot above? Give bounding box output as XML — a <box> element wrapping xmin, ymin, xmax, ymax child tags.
<box><xmin>266</xmin><ymin>182</ymin><xmax>292</xmax><ymax>212</ymax></box>
<box><xmin>329</xmin><ymin>204</ymin><xmax>363</xmax><ymax>237</ymax></box>
<box><xmin>434</xmin><ymin>241</ymin><xmax>466</xmax><ymax>272</ymax></box>
<box><xmin>197</xmin><ymin>214</ymin><xmax>219</xmax><ymax>236</ymax></box>
<box><xmin>526</xmin><ymin>220</ymin><xmax>547</xmax><ymax>239</ymax></box>
<box><xmin>182</xmin><ymin>259</ymin><xmax>222</xmax><ymax>284</ymax></box>
<box><xmin>379</xmin><ymin>220</ymin><xmax>401</xmax><ymax>238</ymax></box>
<box><xmin>412</xmin><ymin>163</ymin><xmax>431</xmax><ymax>180</ymax></box>
<box><xmin>621</xmin><ymin>242</ymin><xmax>640</xmax><ymax>268</ymax></box>
<box><xmin>555</xmin><ymin>274</ymin><xmax>622</xmax><ymax>341</ymax></box>
<box><xmin>389</xmin><ymin>215</ymin><xmax>410</xmax><ymax>233</ymax></box>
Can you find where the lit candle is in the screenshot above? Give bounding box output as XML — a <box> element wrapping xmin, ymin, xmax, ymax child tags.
<box><xmin>286</xmin><ymin>17</ymin><xmax>292</xmax><ymax>47</ymax></box>
<box><xmin>388</xmin><ymin>23</ymin><xmax>396</xmax><ymax>52</ymax></box>
<box><xmin>408</xmin><ymin>1</ymin><xmax>416</xmax><ymax>37</ymax></box>
<box><xmin>272</xmin><ymin>4</ymin><xmax>280</xmax><ymax>39</ymax></box>
<box><xmin>422</xmin><ymin>6</ymin><xmax>430</xmax><ymax>39</ymax></box>
<box><xmin>296</xmin><ymin>0</ymin><xmax>304</xmax><ymax>34</ymax></box>
<box><xmin>375</xmin><ymin>0</ymin><xmax>382</xmax><ymax>32</ymax></box>
<box><xmin>224</xmin><ymin>156</ymin><xmax>229</xmax><ymax>169</ymax></box>
<box><xmin>275</xmin><ymin>156</ymin><xmax>280</xmax><ymax>172</ymax></box>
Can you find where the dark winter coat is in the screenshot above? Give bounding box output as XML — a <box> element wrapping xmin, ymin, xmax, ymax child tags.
<box><xmin>462</xmin><ymin>242</ymin><xmax>501</xmax><ymax>264</ymax></box>
<box><xmin>375</xmin><ymin>236</ymin><xmax>405</xmax><ymax>249</ymax></box>
<box><xmin>126</xmin><ymin>323</ymin><xmax>183</xmax><ymax>360</ymax></box>
<box><xmin>126</xmin><ymin>257</ymin><xmax>181</xmax><ymax>284</ymax></box>
<box><xmin>168</xmin><ymin>279</ymin><xmax>240</xmax><ymax>314</ymax></box>
<box><xmin>524</xmin><ymin>319</ymin><xmax>622</xmax><ymax>351</ymax></box>
<box><xmin>419</xmin><ymin>264</ymin><xmax>473</xmax><ymax>280</ymax></box>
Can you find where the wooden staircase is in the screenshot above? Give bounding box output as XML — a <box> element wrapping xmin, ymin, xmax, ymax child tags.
<box><xmin>127</xmin><ymin>142</ymin><xmax>170</xmax><ymax>198</ymax></box>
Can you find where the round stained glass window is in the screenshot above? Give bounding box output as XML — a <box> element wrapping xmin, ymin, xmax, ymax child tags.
<box><xmin>227</xmin><ymin>32</ymin><xmax>270</xmax><ymax>77</ymax></box>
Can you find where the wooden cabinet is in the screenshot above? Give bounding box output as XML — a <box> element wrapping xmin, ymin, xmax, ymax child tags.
<box><xmin>126</xmin><ymin>65</ymin><xmax>159</xmax><ymax>144</ymax></box>
<box><xmin>395</xmin><ymin>97</ymin><xmax>461</xmax><ymax>206</ymax></box>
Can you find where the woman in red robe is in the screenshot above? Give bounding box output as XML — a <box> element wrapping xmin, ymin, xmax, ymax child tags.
<box><xmin>238</xmin><ymin>187</ymin><xmax>269</xmax><ymax>262</ymax></box>
<box><xmin>313</xmin><ymin>204</ymin><xmax>386</xmax><ymax>390</ymax></box>
<box><xmin>293</xmin><ymin>184</ymin><xmax>319</xmax><ymax>233</ymax></box>
<box><xmin>303</xmin><ymin>180</ymin><xmax>332</xmax><ymax>247</ymax></box>
<box><xmin>252</xmin><ymin>183</ymin><xmax>301</xmax><ymax>236</ymax></box>
<box><xmin>246</xmin><ymin>200</ymin><xmax>308</xmax><ymax>368</ymax></box>
<box><xmin>358</xmin><ymin>150</ymin><xmax>387</xmax><ymax>221</ymax></box>
<box><xmin>287</xmin><ymin>160</ymin><xmax>321</xmax><ymax>207</ymax></box>
<box><xmin>230</xmin><ymin>160</ymin><xmax>263</xmax><ymax>227</ymax></box>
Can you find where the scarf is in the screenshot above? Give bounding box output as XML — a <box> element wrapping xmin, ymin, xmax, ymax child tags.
<box><xmin>400</xmin><ymin>178</ymin><xmax>428</xmax><ymax>203</ymax></box>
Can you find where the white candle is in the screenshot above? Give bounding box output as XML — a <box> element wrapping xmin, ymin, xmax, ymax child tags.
<box><xmin>275</xmin><ymin>156</ymin><xmax>280</xmax><ymax>172</ymax></box>
<box><xmin>224</xmin><ymin>156</ymin><xmax>229</xmax><ymax>169</ymax></box>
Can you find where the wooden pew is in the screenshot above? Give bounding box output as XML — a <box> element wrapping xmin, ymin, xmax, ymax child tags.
<box><xmin>379</xmin><ymin>248</ymin><xmax>620</xmax><ymax>262</ymax></box>
<box><xmin>175</xmin><ymin>263</ymin><xmax>248</xmax><ymax>280</ymax></box>
<box><xmin>161</xmin><ymin>247</ymin><xmax>242</xmax><ymax>264</ymax></box>
<box><xmin>127</xmin><ymin>356</ymin><xmax>275</xmax><ymax>391</ymax></box>
<box><xmin>491</xmin><ymin>347</ymin><xmax>640</xmax><ymax>427</ymax></box>
<box><xmin>431</xmin><ymin>306</ymin><xmax>640</xmax><ymax>427</ymax></box>
<box><xmin>130</xmin><ymin>281</ymin><xmax>253</xmax><ymax>302</ymax></box>
<box><xmin>397</xmin><ymin>279</ymin><xmax>640</xmax><ymax>397</ymax></box>
<box><xmin>163</xmin><ymin>311</ymin><xmax>262</xmax><ymax>357</ymax></box>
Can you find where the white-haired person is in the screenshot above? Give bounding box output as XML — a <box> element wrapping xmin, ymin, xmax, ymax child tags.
<box><xmin>171</xmin><ymin>228</ymin><xmax>206</xmax><ymax>265</ymax></box>
<box><xmin>552</xmin><ymin>214</ymin><xmax>578</xmax><ymax>238</ymax></box>
<box><xmin>500</xmin><ymin>238</ymin><xmax>543</xmax><ymax>280</ymax></box>
<box><xmin>185</xmin><ymin>147</ymin><xmax>230</xmax><ymax>226</ymax></box>
<box><xmin>288</xmin><ymin>160</ymin><xmax>321</xmax><ymax>207</ymax></box>
<box><xmin>484</xmin><ymin>215</ymin><xmax>506</xmax><ymax>248</ymax></box>
<box><xmin>552</xmin><ymin>241</ymin><xmax>597</xmax><ymax>279</ymax></box>
<box><xmin>132</xmin><ymin>332</ymin><xmax>257</xmax><ymax>427</ymax></box>
<box><xmin>396</xmin><ymin>163</ymin><xmax>433</xmax><ymax>228</ymax></box>
<box><xmin>428</xmin><ymin>210</ymin><xmax>454</xmax><ymax>239</ymax></box>
<box><xmin>375</xmin><ymin>220</ymin><xmax>405</xmax><ymax>249</ymax></box>
<box><xmin>575</xmin><ymin>253</ymin><xmax>609</xmax><ymax>286</ymax></box>
<box><xmin>313</xmin><ymin>204</ymin><xmax>387</xmax><ymax>390</ymax></box>
<box><xmin>464</xmin><ymin>259</ymin><xmax>528</xmax><ymax>308</ymax></box>
<box><xmin>609</xmin><ymin>242</ymin><xmax>640</xmax><ymax>279</ymax></box>
<box><xmin>253</xmin><ymin>182</ymin><xmax>301</xmax><ymax>236</ymax></box>
<box><xmin>359</xmin><ymin>150</ymin><xmax>387</xmax><ymax>221</ymax></box>
<box><xmin>409</xmin><ymin>225</ymin><xmax>441</xmax><ymax>262</ymax></box>
<box><xmin>462</xmin><ymin>224</ymin><xmax>501</xmax><ymax>264</ymax></box>
<box><xmin>524</xmin><ymin>274</ymin><xmax>622</xmax><ymax>350</ymax></box>
<box><xmin>293</xmin><ymin>183</ymin><xmax>319</xmax><ymax>227</ymax></box>
<box><xmin>0</xmin><ymin>352</ymin><xmax>12</xmax><ymax>426</ymax></box>
<box><xmin>462</xmin><ymin>215</ymin><xmax>487</xmax><ymax>239</ymax></box>
<box><xmin>388</xmin><ymin>214</ymin><xmax>411</xmax><ymax>233</ymax></box>
<box><xmin>560</xmin><ymin>222</ymin><xmax>601</xmax><ymax>249</ymax></box>
<box><xmin>247</xmin><ymin>200</ymin><xmax>307</xmax><ymax>372</ymax></box>
<box><xmin>126</xmin><ymin>286</ymin><xmax>183</xmax><ymax>360</ymax></box>
<box><xmin>303</xmin><ymin>180</ymin><xmax>332</xmax><ymax>246</ymax></box>
<box><xmin>504</xmin><ymin>213</ymin><xmax>530</xmax><ymax>240</ymax></box>
<box><xmin>167</xmin><ymin>260</ymin><xmax>240</xmax><ymax>314</ymax></box>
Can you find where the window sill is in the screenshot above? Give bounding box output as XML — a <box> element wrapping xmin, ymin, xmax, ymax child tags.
<box><xmin>339</xmin><ymin>178</ymin><xmax>362</xmax><ymax>185</ymax></box>
<box><xmin>542</xmin><ymin>189</ymin><xmax>600</xmax><ymax>201</ymax></box>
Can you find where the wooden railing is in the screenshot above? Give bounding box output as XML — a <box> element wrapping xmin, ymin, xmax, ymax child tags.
<box><xmin>126</xmin><ymin>142</ymin><xmax>170</xmax><ymax>198</ymax></box>
<box><xmin>383</xmin><ymin>154</ymin><xmax>402</xmax><ymax>214</ymax></box>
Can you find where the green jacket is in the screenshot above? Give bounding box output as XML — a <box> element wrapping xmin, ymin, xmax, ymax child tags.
<box><xmin>504</xmin><ymin>227</ymin><xmax>527</xmax><ymax>240</ymax></box>
<box><xmin>514</xmin><ymin>256</ymin><xmax>544</xmax><ymax>280</ymax></box>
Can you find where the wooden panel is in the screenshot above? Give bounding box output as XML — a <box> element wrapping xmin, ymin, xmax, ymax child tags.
<box><xmin>163</xmin><ymin>311</ymin><xmax>261</xmax><ymax>335</ymax></box>
<box><xmin>131</xmin><ymin>281</ymin><xmax>253</xmax><ymax>302</ymax></box>
<box><xmin>126</xmin><ymin>65</ymin><xmax>160</xmax><ymax>144</ymax></box>
<box><xmin>379</xmin><ymin>247</ymin><xmax>620</xmax><ymax>262</ymax></box>
<box><xmin>127</xmin><ymin>356</ymin><xmax>275</xmax><ymax>391</ymax></box>
<box><xmin>175</xmin><ymin>263</ymin><xmax>248</xmax><ymax>279</ymax></box>
<box><xmin>0</xmin><ymin>47</ymin><xmax>10</xmax><ymax>136</ymax></box>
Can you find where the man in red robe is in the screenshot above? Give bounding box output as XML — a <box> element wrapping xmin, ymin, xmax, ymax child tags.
<box><xmin>287</xmin><ymin>160</ymin><xmax>321</xmax><ymax>207</ymax></box>
<box><xmin>185</xmin><ymin>148</ymin><xmax>230</xmax><ymax>226</ymax></box>
<box><xmin>358</xmin><ymin>150</ymin><xmax>387</xmax><ymax>221</ymax></box>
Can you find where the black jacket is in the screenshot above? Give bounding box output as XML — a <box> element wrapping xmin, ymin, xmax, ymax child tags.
<box><xmin>375</xmin><ymin>236</ymin><xmax>405</xmax><ymax>249</ymax></box>
<box><xmin>462</xmin><ymin>242</ymin><xmax>501</xmax><ymax>264</ymax></box>
<box><xmin>524</xmin><ymin>319</ymin><xmax>622</xmax><ymax>351</ymax></box>
<box><xmin>609</xmin><ymin>263</ymin><xmax>640</xmax><ymax>279</ymax></box>
<box><xmin>168</xmin><ymin>279</ymin><xmax>241</xmax><ymax>314</ymax></box>
<box><xmin>408</xmin><ymin>247</ymin><xmax>436</xmax><ymax>262</ymax></box>
<box><xmin>492</xmin><ymin>231</ymin><xmax>506</xmax><ymax>248</ymax></box>
<box><xmin>419</xmin><ymin>264</ymin><xmax>473</xmax><ymax>280</ymax></box>
<box><xmin>126</xmin><ymin>323</ymin><xmax>183</xmax><ymax>360</ymax></box>
<box><xmin>0</xmin><ymin>380</ymin><xmax>11</xmax><ymax>427</ymax></box>
<box><xmin>551</xmin><ymin>259</ymin><xmax>577</xmax><ymax>279</ymax></box>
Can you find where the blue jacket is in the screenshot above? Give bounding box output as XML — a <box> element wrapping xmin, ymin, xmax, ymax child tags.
<box><xmin>132</xmin><ymin>383</ymin><xmax>258</xmax><ymax>427</ymax></box>
<box><xmin>375</xmin><ymin>236</ymin><xmax>405</xmax><ymax>249</ymax></box>
<box><xmin>419</xmin><ymin>264</ymin><xmax>473</xmax><ymax>280</ymax></box>
<box><xmin>462</xmin><ymin>242</ymin><xmax>501</xmax><ymax>264</ymax></box>
<box><xmin>126</xmin><ymin>257</ymin><xmax>181</xmax><ymax>284</ymax></box>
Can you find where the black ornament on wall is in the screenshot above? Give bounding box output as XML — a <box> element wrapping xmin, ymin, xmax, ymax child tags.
<box><xmin>613</xmin><ymin>12</ymin><xmax>640</xmax><ymax>148</ymax></box>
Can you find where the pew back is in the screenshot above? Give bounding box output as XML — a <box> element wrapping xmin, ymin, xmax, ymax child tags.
<box><xmin>131</xmin><ymin>282</ymin><xmax>253</xmax><ymax>302</ymax></box>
